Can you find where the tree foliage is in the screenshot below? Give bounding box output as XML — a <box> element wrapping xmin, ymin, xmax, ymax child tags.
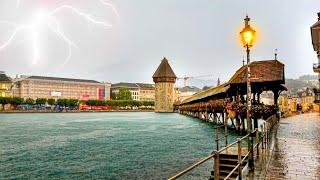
<box><xmin>0</xmin><ymin>97</ymin><xmax>10</xmax><ymax>105</ymax></box>
<box><xmin>85</xmin><ymin>99</ymin><xmax>154</xmax><ymax>107</ymax></box>
<box><xmin>10</xmin><ymin>97</ymin><xmax>24</xmax><ymax>106</ymax></box>
<box><xmin>67</xmin><ymin>99</ymin><xmax>78</xmax><ymax>107</ymax></box>
<box><xmin>36</xmin><ymin>98</ymin><xmax>47</xmax><ymax>105</ymax></box>
<box><xmin>56</xmin><ymin>99</ymin><xmax>78</xmax><ymax>107</ymax></box>
<box><xmin>116</xmin><ymin>87</ymin><xmax>133</xmax><ymax>100</ymax></box>
<box><xmin>24</xmin><ymin>98</ymin><xmax>35</xmax><ymax>105</ymax></box>
<box><xmin>47</xmin><ymin>99</ymin><xmax>55</xmax><ymax>106</ymax></box>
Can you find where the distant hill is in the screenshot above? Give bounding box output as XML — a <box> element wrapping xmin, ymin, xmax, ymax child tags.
<box><xmin>298</xmin><ymin>75</ymin><xmax>318</xmax><ymax>81</ymax></box>
<box><xmin>285</xmin><ymin>75</ymin><xmax>318</xmax><ymax>93</ymax></box>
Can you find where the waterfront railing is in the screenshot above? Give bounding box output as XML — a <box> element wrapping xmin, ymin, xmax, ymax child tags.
<box><xmin>168</xmin><ymin>114</ymin><xmax>278</xmax><ymax>180</ymax></box>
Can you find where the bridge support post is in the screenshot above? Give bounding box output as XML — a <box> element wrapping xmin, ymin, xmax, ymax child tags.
<box><xmin>236</xmin><ymin>116</ymin><xmax>241</xmax><ymax>134</ymax></box>
<box><xmin>261</xmin><ymin>124</ymin><xmax>265</xmax><ymax>149</ymax></box>
<box><xmin>215</xmin><ymin>127</ymin><xmax>220</xmax><ymax>150</ymax></box>
<box><xmin>256</xmin><ymin>128</ymin><xmax>259</xmax><ymax>157</ymax></box>
<box><xmin>248</xmin><ymin>130</ymin><xmax>254</xmax><ymax>169</ymax></box>
<box><xmin>253</xmin><ymin>117</ymin><xmax>258</xmax><ymax>129</ymax></box>
<box><xmin>213</xmin><ymin>151</ymin><xmax>220</xmax><ymax>180</ymax></box>
<box><xmin>222</xmin><ymin>112</ymin><xmax>225</xmax><ymax>125</ymax></box>
<box><xmin>237</xmin><ymin>138</ymin><xmax>242</xmax><ymax>180</ymax></box>
<box><xmin>241</xmin><ymin>117</ymin><xmax>246</xmax><ymax>135</ymax></box>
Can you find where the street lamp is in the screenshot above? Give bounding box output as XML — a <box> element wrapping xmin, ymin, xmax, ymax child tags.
<box><xmin>240</xmin><ymin>15</ymin><xmax>256</xmax><ymax>169</ymax></box>
<box><xmin>311</xmin><ymin>12</ymin><xmax>320</xmax><ymax>105</ymax></box>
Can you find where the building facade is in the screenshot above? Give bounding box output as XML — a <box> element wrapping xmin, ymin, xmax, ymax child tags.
<box><xmin>137</xmin><ymin>83</ymin><xmax>155</xmax><ymax>101</ymax></box>
<box><xmin>13</xmin><ymin>75</ymin><xmax>111</xmax><ymax>100</ymax></box>
<box><xmin>152</xmin><ymin>57</ymin><xmax>177</xmax><ymax>112</ymax></box>
<box><xmin>111</xmin><ymin>82</ymin><xmax>155</xmax><ymax>101</ymax></box>
<box><xmin>111</xmin><ymin>83</ymin><xmax>140</xmax><ymax>101</ymax></box>
<box><xmin>0</xmin><ymin>71</ymin><xmax>12</xmax><ymax>97</ymax></box>
<box><xmin>178</xmin><ymin>86</ymin><xmax>201</xmax><ymax>102</ymax></box>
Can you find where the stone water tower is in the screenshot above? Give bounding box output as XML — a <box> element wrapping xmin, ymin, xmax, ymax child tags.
<box><xmin>152</xmin><ymin>57</ymin><xmax>177</xmax><ymax>112</ymax></box>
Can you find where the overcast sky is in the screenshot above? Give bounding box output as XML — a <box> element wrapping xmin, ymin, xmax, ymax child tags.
<box><xmin>0</xmin><ymin>0</ymin><xmax>319</xmax><ymax>86</ymax></box>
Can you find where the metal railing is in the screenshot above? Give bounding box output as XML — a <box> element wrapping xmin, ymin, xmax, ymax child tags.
<box><xmin>168</xmin><ymin>114</ymin><xmax>278</xmax><ymax>180</ymax></box>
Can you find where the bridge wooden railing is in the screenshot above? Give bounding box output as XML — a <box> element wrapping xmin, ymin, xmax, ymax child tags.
<box><xmin>168</xmin><ymin>114</ymin><xmax>279</xmax><ymax>180</ymax></box>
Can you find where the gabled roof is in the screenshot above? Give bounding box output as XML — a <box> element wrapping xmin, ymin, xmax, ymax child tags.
<box><xmin>111</xmin><ymin>82</ymin><xmax>155</xmax><ymax>89</ymax></box>
<box><xmin>111</xmin><ymin>82</ymin><xmax>139</xmax><ymax>88</ymax></box>
<box><xmin>182</xmin><ymin>83</ymin><xmax>230</xmax><ymax>104</ymax></box>
<box><xmin>181</xmin><ymin>60</ymin><xmax>286</xmax><ymax>105</ymax></box>
<box><xmin>179</xmin><ymin>86</ymin><xmax>201</xmax><ymax>93</ymax></box>
<box><xmin>136</xmin><ymin>83</ymin><xmax>155</xmax><ymax>88</ymax></box>
<box><xmin>0</xmin><ymin>72</ymin><xmax>11</xmax><ymax>82</ymax></box>
<box><xmin>152</xmin><ymin>57</ymin><xmax>177</xmax><ymax>78</ymax></box>
<box><xmin>228</xmin><ymin>60</ymin><xmax>284</xmax><ymax>84</ymax></box>
<box><xmin>24</xmin><ymin>76</ymin><xmax>100</xmax><ymax>83</ymax></box>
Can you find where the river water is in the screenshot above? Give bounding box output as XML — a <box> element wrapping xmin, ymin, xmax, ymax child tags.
<box><xmin>0</xmin><ymin>112</ymin><xmax>242</xmax><ymax>179</ymax></box>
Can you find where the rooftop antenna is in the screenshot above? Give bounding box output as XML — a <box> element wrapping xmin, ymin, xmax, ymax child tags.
<box><xmin>274</xmin><ymin>48</ymin><xmax>278</xmax><ymax>60</ymax></box>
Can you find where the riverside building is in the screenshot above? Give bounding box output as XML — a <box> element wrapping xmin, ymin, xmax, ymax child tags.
<box><xmin>110</xmin><ymin>82</ymin><xmax>155</xmax><ymax>101</ymax></box>
<box><xmin>0</xmin><ymin>71</ymin><xmax>12</xmax><ymax>97</ymax></box>
<box><xmin>13</xmin><ymin>75</ymin><xmax>111</xmax><ymax>100</ymax></box>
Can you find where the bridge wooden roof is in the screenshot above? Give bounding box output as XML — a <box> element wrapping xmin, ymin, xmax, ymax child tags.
<box><xmin>181</xmin><ymin>60</ymin><xmax>286</xmax><ymax>105</ymax></box>
<box><xmin>229</xmin><ymin>60</ymin><xmax>284</xmax><ymax>84</ymax></box>
<box><xmin>182</xmin><ymin>83</ymin><xmax>230</xmax><ymax>104</ymax></box>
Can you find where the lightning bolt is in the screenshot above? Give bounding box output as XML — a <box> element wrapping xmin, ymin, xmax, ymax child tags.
<box><xmin>0</xmin><ymin>0</ymin><xmax>118</xmax><ymax>68</ymax></box>
<box><xmin>16</xmin><ymin>0</ymin><xmax>20</xmax><ymax>8</ymax></box>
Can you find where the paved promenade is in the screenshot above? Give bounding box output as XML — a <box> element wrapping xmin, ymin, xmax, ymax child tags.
<box><xmin>265</xmin><ymin>113</ymin><xmax>320</xmax><ymax>179</ymax></box>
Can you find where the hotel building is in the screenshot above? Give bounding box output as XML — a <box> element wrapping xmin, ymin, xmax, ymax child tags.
<box><xmin>13</xmin><ymin>75</ymin><xmax>111</xmax><ymax>100</ymax></box>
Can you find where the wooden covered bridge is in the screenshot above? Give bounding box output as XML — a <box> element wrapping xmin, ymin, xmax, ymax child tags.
<box><xmin>178</xmin><ymin>59</ymin><xmax>286</xmax><ymax>133</ymax></box>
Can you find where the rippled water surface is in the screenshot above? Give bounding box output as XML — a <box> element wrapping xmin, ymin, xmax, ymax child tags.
<box><xmin>0</xmin><ymin>112</ymin><xmax>241</xmax><ymax>179</ymax></box>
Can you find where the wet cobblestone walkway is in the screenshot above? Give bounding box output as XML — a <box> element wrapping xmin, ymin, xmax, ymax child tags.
<box><xmin>265</xmin><ymin>113</ymin><xmax>320</xmax><ymax>180</ymax></box>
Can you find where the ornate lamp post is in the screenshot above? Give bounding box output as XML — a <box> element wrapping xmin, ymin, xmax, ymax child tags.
<box><xmin>311</xmin><ymin>12</ymin><xmax>320</xmax><ymax>105</ymax></box>
<box><xmin>240</xmin><ymin>15</ymin><xmax>256</xmax><ymax>169</ymax></box>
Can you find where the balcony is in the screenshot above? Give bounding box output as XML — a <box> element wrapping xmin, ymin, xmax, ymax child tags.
<box><xmin>313</xmin><ymin>63</ymin><xmax>320</xmax><ymax>73</ymax></box>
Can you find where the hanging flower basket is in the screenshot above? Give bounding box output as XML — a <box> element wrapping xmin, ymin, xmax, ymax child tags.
<box><xmin>227</xmin><ymin>109</ymin><xmax>237</xmax><ymax>119</ymax></box>
<box><xmin>226</xmin><ymin>102</ymin><xmax>240</xmax><ymax>119</ymax></box>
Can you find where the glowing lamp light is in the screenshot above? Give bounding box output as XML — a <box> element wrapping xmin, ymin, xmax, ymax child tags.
<box><xmin>240</xmin><ymin>15</ymin><xmax>256</xmax><ymax>47</ymax></box>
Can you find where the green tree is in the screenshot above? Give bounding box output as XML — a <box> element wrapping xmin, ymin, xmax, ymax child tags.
<box><xmin>25</xmin><ymin>98</ymin><xmax>35</xmax><ymax>105</ymax></box>
<box><xmin>117</xmin><ymin>87</ymin><xmax>133</xmax><ymax>100</ymax></box>
<box><xmin>67</xmin><ymin>99</ymin><xmax>78</xmax><ymax>107</ymax></box>
<box><xmin>36</xmin><ymin>98</ymin><xmax>47</xmax><ymax>105</ymax></box>
<box><xmin>110</xmin><ymin>93</ymin><xmax>117</xmax><ymax>100</ymax></box>
<box><xmin>10</xmin><ymin>97</ymin><xmax>24</xmax><ymax>106</ymax></box>
<box><xmin>56</xmin><ymin>99</ymin><xmax>67</xmax><ymax>106</ymax></box>
<box><xmin>0</xmin><ymin>97</ymin><xmax>10</xmax><ymax>107</ymax></box>
<box><xmin>47</xmin><ymin>99</ymin><xmax>55</xmax><ymax>106</ymax></box>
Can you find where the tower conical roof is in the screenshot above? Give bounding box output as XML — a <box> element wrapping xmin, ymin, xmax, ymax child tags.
<box><xmin>152</xmin><ymin>57</ymin><xmax>177</xmax><ymax>79</ymax></box>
